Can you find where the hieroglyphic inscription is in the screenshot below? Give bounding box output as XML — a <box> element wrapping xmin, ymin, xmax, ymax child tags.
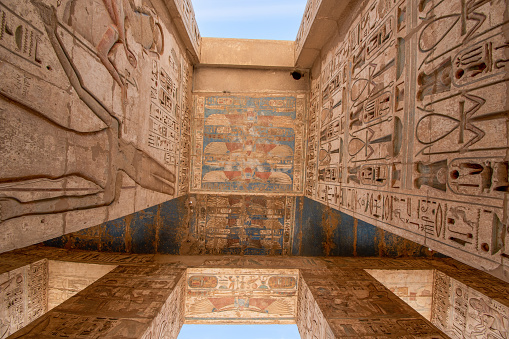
<box><xmin>306</xmin><ymin>0</ymin><xmax>509</xmax><ymax>276</ymax></box>
<box><xmin>431</xmin><ymin>271</ymin><xmax>509</xmax><ymax>339</ymax></box>
<box><xmin>193</xmin><ymin>195</ymin><xmax>295</xmax><ymax>255</ymax></box>
<box><xmin>0</xmin><ymin>2</ymin><xmax>42</xmax><ymax>66</ymax></box>
<box><xmin>13</xmin><ymin>312</ymin><xmax>122</xmax><ymax>338</ymax></box>
<box><xmin>0</xmin><ymin>0</ymin><xmax>190</xmax><ymax>251</ymax></box>
<box><xmin>366</xmin><ymin>269</ymin><xmax>434</xmax><ymax>320</ymax></box>
<box><xmin>26</xmin><ymin>260</ymin><xmax>48</xmax><ymax>322</ymax></box>
<box><xmin>0</xmin><ymin>259</ymin><xmax>48</xmax><ymax>339</ymax></box>
<box><xmin>174</xmin><ymin>0</ymin><xmax>200</xmax><ymax>52</ymax></box>
<box><xmin>431</xmin><ymin>270</ymin><xmax>451</xmax><ymax>332</ymax></box>
<box><xmin>305</xmin><ymin>77</ymin><xmax>321</xmax><ymax>198</ymax></box>
<box><xmin>141</xmin><ymin>273</ymin><xmax>185</xmax><ymax>339</ymax></box>
<box><xmin>149</xmin><ymin>60</ymin><xmax>180</xmax><ymax>168</ymax></box>
<box><xmin>9</xmin><ymin>264</ymin><xmax>186</xmax><ymax>337</ymax></box>
<box><xmin>300</xmin><ymin>267</ymin><xmax>447</xmax><ymax>338</ymax></box>
<box><xmin>0</xmin><ymin>268</ymin><xmax>24</xmax><ymax>338</ymax></box>
<box><xmin>296</xmin><ymin>277</ymin><xmax>334</xmax><ymax>339</ymax></box>
<box><xmin>295</xmin><ymin>0</ymin><xmax>322</xmax><ymax>57</ymax></box>
<box><xmin>178</xmin><ymin>57</ymin><xmax>192</xmax><ymax>196</ymax></box>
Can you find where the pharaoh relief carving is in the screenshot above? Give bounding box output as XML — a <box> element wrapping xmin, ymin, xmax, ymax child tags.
<box><xmin>307</xmin><ymin>0</ymin><xmax>509</xmax><ymax>275</ymax></box>
<box><xmin>0</xmin><ymin>0</ymin><xmax>192</xmax><ymax>245</ymax></box>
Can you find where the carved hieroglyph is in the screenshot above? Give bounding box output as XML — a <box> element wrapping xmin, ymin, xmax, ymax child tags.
<box><xmin>4</xmin><ymin>247</ymin><xmax>509</xmax><ymax>337</ymax></box>
<box><xmin>0</xmin><ymin>259</ymin><xmax>48</xmax><ymax>339</ymax></box>
<box><xmin>295</xmin><ymin>0</ymin><xmax>322</xmax><ymax>58</ymax></box>
<box><xmin>300</xmin><ymin>267</ymin><xmax>448</xmax><ymax>338</ymax></box>
<box><xmin>185</xmin><ymin>268</ymin><xmax>299</xmax><ymax>324</ymax></box>
<box><xmin>7</xmin><ymin>263</ymin><xmax>186</xmax><ymax>338</ymax></box>
<box><xmin>296</xmin><ymin>277</ymin><xmax>334</xmax><ymax>339</ymax></box>
<box><xmin>141</xmin><ymin>273</ymin><xmax>186</xmax><ymax>339</ymax></box>
<box><xmin>173</xmin><ymin>0</ymin><xmax>200</xmax><ymax>54</ymax></box>
<box><xmin>192</xmin><ymin>194</ymin><xmax>296</xmax><ymax>255</ymax></box>
<box><xmin>305</xmin><ymin>0</ymin><xmax>509</xmax><ymax>278</ymax></box>
<box><xmin>47</xmin><ymin>261</ymin><xmax>115</xmax><ymax>310</ymax></box>
<box><xmin>0</xmin><ymin>0</ymin><xmax>193</xmax><ymax>252</ymax></box>
<box><xmin>191</xmin><ymin>95</ymin><xmax>306</xmax><ymax>194</ymax></box>
<box><xmin>431</xmin><ymin>270</ymin><xmax>509</xmax><ymax>339</ymax></box>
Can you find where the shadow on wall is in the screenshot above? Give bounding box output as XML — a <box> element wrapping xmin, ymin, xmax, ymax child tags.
<box><xmin>293</xmin><ymin>197</ymin><xmax>446</xmax><ymax>257</ymax></box>
<box><xmin>42</xmin><ymin>195</ymin><xmax>446</xmax><ymax>258</ymax></box>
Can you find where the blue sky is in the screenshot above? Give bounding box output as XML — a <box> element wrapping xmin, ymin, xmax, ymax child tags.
<box><xmin>191</xmin><ymin>0</ymin><xmax>308</xmax><ymax>40</ymax></box>
<box><xmin>178</xmin><ymin>324</ymin><xmax>301</xmax><ymax>339</ymax></box>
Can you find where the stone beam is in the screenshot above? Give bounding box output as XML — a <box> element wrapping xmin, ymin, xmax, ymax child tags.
<box><xmin>7</xmin><ymin>264</ymin><xmax>186</xmax><ymax>338</ymax></box>
<box><xmin>294</xmin><ymin>0</ymin><xmax>358</xmax><ymax>68</ymax></box>
<box><xmin>298</xmin><ymin>267</ymin><xmax>448</xmax><ymax>338</ymax></box>
<box><xmin>199</xmin><ymin>38</ymin><xmax>295</xmax><ymax>70</ymax></box>
<box><xmin>160</xmin><ymin>0</ymin><xmax>201</xmax><ymax>63</ymax></box>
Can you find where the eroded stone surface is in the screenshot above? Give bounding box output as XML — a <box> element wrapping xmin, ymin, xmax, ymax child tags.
<box><xmin>304</xmin><ymin>0</ymin><xmax>509</xmax><ymax>282</ymax></box>
<box><xmin>0</xmin><ymin>0</ymin><xmax>192</xmax><ymax>252</ymax></box>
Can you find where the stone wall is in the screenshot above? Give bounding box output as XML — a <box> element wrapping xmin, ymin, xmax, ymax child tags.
<box><xmin>303</xmin><ymin>0</ymin><xmax>509</xmax><ymax>281</ymax></box>
<box><xmin>300</xmin><ymin>266</ymin><xmax>446</xmax><ymax>338</ymax></box>
<box><xmin>296</xmin><ymin>277</ymin><xmax>334</xmax><ymax>338</ymax></box>
<box><xmin>429</xmin><ymin>259</ymin><xmax>509</xmax><ymax>339</ymax></box>
<box><xmin>0</xmin><ymin>0</ymin><xmax>194</xmax><ymax>253</ymax></box>
<box><xmin>431</xmin><ymin>270</ymin><xmax>509</xmax><ymax>339</ymax></box>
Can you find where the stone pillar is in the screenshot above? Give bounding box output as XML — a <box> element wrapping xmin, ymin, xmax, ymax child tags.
<box><xmin>298</xmin><ymin>267</ymin><xmax>447</xmax><ymax>338</ymax></box>
<box><xmin>7</xmin><ymin>264</ymin><xmax>186</xmax><ymax>339</ymax></box>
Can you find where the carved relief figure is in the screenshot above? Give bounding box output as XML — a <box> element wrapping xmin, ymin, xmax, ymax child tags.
<box><xmin>63</xmin><ymin>0</ymin><xmax>164</xmax><ymax>87</ymax></box>
<box><xmin>469</xmin><ymin>297</ymin><xmax>509</xmax><ymax>338</ymax></box>
<box><xmin>0</xmin><ymin>2</ymin><xmax>174</xmax><ymax>222</ymax></box>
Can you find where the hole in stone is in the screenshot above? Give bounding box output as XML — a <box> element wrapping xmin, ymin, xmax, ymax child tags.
<box><xmin>291</xmin><ymin>71</ymin><xmax>302</xmax><ymax>80</ymax></box>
